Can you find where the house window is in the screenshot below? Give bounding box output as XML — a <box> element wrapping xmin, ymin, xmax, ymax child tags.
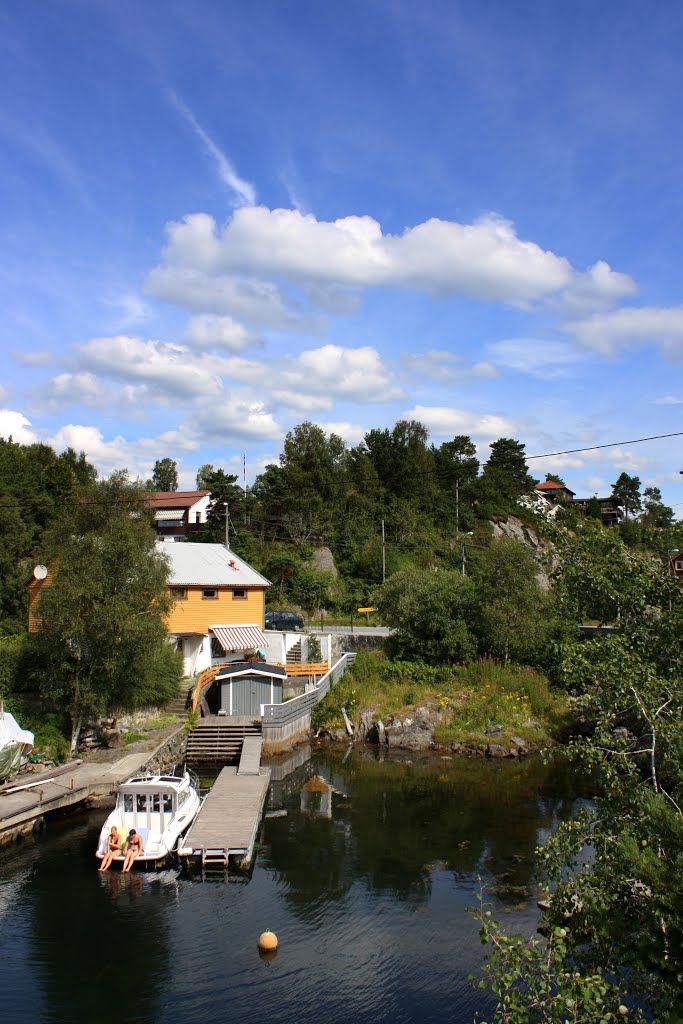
<box><xmin>202</xmin><ymin>588</ymin><xmax>218</xmax><ymax>600</ymax></box>
<box><xmin>171</xmin><ymin>588</ymin><xmax>187</xmax><ymax>601</ymax></box>
<box><xmin>232</xmin><ymin>588</ymin><xmax>247</xmax><ymax>600</ymax></box>
<box><xmin>676</xmin><ymin>562</ymin><xmax>683</xmax><ymax>571</ymax></box>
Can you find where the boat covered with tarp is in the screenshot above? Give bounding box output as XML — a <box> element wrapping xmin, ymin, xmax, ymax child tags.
<box><xmin>0</xmin><ymin>709</ymin><xmax>34</xmax><ymax>781</ymax></box>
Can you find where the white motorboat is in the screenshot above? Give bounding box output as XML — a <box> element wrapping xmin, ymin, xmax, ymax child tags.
<box><xmin>96</xmin><ymin>769</ymin><xmax>201</xmax><ymax>868</ymax></box>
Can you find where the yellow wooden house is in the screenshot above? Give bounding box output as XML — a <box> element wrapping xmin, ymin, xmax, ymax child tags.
<box><xmin>159</xmin><ymin>541</ymin><xmax>271</xmax><ymax>677</ymax></box>
<box><xmin>28</xmin><ymin>542</ymin><xmax>272</xmax><ymax>679</ymax></box>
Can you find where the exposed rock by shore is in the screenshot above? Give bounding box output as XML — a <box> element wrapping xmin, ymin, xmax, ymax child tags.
<box><xmin>319</xmin><ymin>702</ymin><xmax>547</xmax><ymax>758</ymax></box>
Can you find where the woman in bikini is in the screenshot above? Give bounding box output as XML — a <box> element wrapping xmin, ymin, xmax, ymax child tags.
<box><xmin>122</xmin><ymin>828</ymin><xmax>143</xmax><ymax>872</ymax></box>
<box><xmin>99</xmin><ymin>826</ymin><xmax>121</xmax><ymax>870</ymax></box>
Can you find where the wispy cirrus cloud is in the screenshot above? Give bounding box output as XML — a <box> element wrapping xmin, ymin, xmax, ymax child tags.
<box><xmin>487</xmin><ymin>338</ymin><xmax>588</xmax><ymax>379</ymax></box>
<box><xmin>168</xmin><ymin>90</ymin><xmax>256</xmax><ymax>206</ymax></box>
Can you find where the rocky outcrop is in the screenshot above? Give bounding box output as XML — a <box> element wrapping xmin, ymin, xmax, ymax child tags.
<box><xmin>319</xmin><ymin>701</ymin><xmax>543</xmax><ymax>758</ymax></box>
<box><xmin>311</xmin><ymin>546</ymin><xmax>338</xmax><ymax>577</ymax></box>
<box><xmin>383</xmin><ymin>705</ymin><xmax>442</xmax><ymax>750</ymax></box>
<box><xmin>490</xmin><ymin>515</ymin><xmax>556</xmax><ymax>592</ymax></box>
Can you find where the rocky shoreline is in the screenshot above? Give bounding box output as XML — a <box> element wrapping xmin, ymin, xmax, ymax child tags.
<box><xmin>317</xmin><ymin>702</ymin><xmax>550</xmax><ymax>759</ymax></box>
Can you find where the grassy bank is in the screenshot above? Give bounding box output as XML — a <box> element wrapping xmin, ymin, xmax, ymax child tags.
<box><xmin>311</xmin><ymin>652</ymin><xmax>569</xmax><ymax>746</ymax></box>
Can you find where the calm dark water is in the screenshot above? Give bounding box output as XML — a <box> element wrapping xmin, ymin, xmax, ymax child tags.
<box><xmin>0</xmin><ymin>747</ymin><xmax>586</xmax><ymax>1024</ymax></box>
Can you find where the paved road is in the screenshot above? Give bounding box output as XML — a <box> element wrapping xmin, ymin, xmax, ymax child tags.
<box><xmin>306</xmin><ymin>624</ymin><xmax>393</xmax><ymax>636</ymax></box>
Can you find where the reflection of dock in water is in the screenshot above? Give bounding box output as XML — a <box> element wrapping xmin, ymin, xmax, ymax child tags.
<box><xmin>179</xmin><ymin>737</ymin><xmax>270</xmax><ymax>870</ymax></box>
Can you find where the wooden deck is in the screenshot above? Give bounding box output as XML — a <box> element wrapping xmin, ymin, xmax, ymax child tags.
<box><xmin>0</xmin><ymin>747</ymin><xmax>178</xmax><ymax>845</ymax></box>
<box><xmin>178</xmin><ymin>763</ymin><xmax>270</xmax><ymax>868</ymax></box>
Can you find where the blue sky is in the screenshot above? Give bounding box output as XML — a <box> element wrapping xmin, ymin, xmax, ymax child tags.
<box><xmin>3</xmin><ymin>0</ymin><xmax>683</xmax><ymax>509</ymax></box>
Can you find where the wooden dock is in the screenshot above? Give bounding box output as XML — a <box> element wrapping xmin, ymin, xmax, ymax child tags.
<box><xmin>0</xmin><ymin>749</ymin><xmax>170</xmax><ymax>845</ymax></box>
<box><xmin>178</xmin><ymin>762</ymin><xmax>270</xmax><ymax>869</ymax></box>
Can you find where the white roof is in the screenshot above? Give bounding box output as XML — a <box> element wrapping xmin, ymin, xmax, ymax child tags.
<box><xmin>157</xmin><ymin>542</ymin><xmax>271</xmax><ymax>588</ymax></box>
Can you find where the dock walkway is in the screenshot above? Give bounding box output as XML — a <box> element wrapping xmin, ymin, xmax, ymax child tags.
<box><xmin>179</xmin><ymin>763</ymin><xmax>270</xmax><ymax>868</ymax></box>
<box><xmin>0</xmin><ymin>750</ymin><xmax>162</xmax><ymax>843</ymax></box>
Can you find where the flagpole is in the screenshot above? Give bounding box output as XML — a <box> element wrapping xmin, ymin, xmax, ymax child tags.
<box><xmin>243</xmin><ymin>449</ymin><xmax>247</xmax><ymax>525</ymax></box>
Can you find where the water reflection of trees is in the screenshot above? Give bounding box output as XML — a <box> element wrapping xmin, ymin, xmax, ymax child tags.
<box><xmin>263</xmin><ymin>750</ymin><xmax>585</xmax><ymax>915</ymax></box>
<box><xmin>24</xmin><ymin>814</ymin><xmax>176</xmax><ymax>1024</ymax></box>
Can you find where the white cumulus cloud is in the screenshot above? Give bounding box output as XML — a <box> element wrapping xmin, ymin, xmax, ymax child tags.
<box><xmin>0</xmin><ymin>409</ymin><xmax>39</xmax><ymax>444</ymax></box>
<box><xmin>152</xmin><ymin>207</ymin><xmax>572</xmax><ymax>304</ymax></box>
<box><xmin>77</xmin><ymin>336</ymin><xmax>225</xmax><ymax>399</ymax></box>
<box><xmin>281</xmin><ymin>344</ymin><xmax>404</xmax><ymax>404</ymax></box>
<box><xmin>565</xmin><ymin>306</ymin><xmax>683</xmax><ymax>357</ymax></box>
<box><xmin>47</xmin><ymin>372</ymin><xmax>107</xmax><ymax>406</ymax></box>
<box><xmin>401</xmin><ymin>405</ymin><xmax>517</xmax><ymax>439</ymax></box>
<box><xmin>184</xmin><ymin>314</ymin><xmax>257</xmax><ymax>352</ymax></box>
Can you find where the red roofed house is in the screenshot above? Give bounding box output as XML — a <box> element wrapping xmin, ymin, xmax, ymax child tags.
<box><xmin>145</xmin><ymin>490</ymin><xmax>211</xmax><ymax>541</ymax></box>
<box><xmin>534</xmin><ymin>481</ymin><xmax>576</xmax><ymax>503</ymax></box>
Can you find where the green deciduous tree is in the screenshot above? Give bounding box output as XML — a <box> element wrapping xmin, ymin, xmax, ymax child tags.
<box><xmin>475</xmin><ymin>534</ymin><xmax>683</xmax><ymax>1021</ymax></box>
<box><xmin>30</xmin><ymin>476</ymin><xmax>180</xmax><ymax>750</ymax></box>
<box><xmin>150</xmin><ymin>458</ymin><xmax>178</xmax><ymax>492</ymax></box>
<box><xmin>197</xmin><ymin>467</ymin><xmax>242</xmax><ymax>544</ymax></box>
<box><xmin>472</xmin><ymin>537</ymin><xmax>551</xmax><ymax>665</ymax></box>
<box><xmin>374</xmin><ymin>568</ymin><xmax>477</xmax><ymax>664</ymax></box>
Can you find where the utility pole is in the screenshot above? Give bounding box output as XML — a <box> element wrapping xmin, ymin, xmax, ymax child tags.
<box><xmin>455</xmin><ymin>479</ymin><xmax>459</xmax><ymax>541</ymax></box>
<box><xmin>461</xmin><ymin>531</ymin><xmax>473</xmax><ymax>576</ymax></box>
<box><xmin>224</xmin><ymin>502</ymin><xmax>229</xmax><ymax>549</ymax></box>
<box><xmin>381</xmin><ymin>519</ymin><xmax>386</xmax><ymax>584</ymax></box>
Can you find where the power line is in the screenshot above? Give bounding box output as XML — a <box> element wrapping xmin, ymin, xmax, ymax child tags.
<box><xmin>527</xmin><ymin>430</ymin><xmax>683</xmax><ymax>460</ymax></box>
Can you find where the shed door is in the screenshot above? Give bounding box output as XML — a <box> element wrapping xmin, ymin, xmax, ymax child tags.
<box><xmin>232</xmin><ymin>675</ymin><xmax>272</xmax><ymax>715</ymax></box>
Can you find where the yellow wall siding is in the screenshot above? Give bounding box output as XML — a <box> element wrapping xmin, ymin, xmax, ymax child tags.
<box><xmin>165</xmin><ymin>586</ymin><xmax>265</xmax><ymax>634</ymax></box>
<box><xmin>28</xmin><ymin>573</ymin><xmax>266</xmax><ymax>636</ymax></box>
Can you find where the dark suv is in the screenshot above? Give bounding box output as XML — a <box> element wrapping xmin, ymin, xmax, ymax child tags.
<box><xmin>265</xmin><ymin>610</ymin><xmax>305</xmax><ymax>631</ymax></box>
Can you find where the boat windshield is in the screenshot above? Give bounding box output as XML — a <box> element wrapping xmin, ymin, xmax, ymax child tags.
<box><xmin>121</xmin><ymin>792</ymin><xmax>174</xmax><ymax>814</ymax></box>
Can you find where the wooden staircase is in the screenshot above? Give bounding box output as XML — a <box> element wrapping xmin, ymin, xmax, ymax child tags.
<box><xmin>164</xmin><ymin>686</ymin><xmax>191</xmax><ymax>717</ymax></box>
<box><xmin>185</xmin><ymin>716</ymin><xmax>262</xmax><ymax>767</ymax></box>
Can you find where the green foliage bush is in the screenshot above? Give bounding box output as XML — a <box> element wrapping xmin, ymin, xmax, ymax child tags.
<box><xmin>311</xmin><ymin>682</ymin><xmax>359</xmax><ymax>730</ymax></box>
<box><xmin>31</xmin><ymin>717</ymin><xmax>70</xmax><ymax>763</ymax></box>
<box><xmin>0</xmin><ymin>634</ymin><xmax>27</xmax><ymax>702</ymax></box>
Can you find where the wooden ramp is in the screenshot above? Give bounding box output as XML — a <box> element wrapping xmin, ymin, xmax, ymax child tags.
<box><xmin>178</xmin><ymin>764</ymin><xmax>270</xmax><ymax>869</ymax></box>
<box><xmin>238</xmin><ymin>735</ymin><xmax>262</xmax><ymax>775</ymax></box>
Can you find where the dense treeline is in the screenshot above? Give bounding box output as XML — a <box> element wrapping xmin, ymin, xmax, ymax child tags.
<box><xmin>1</xmin><ymin>421</ymin><xmax>680</xmax><ymax>634</ymax></box>
<box><xmin>0</xmin><ymin>437</ymin><xmax>97</xmax><ymax>635</ymax></box>
<box><xmin>216</xmin><ymin>420</ymin><xmax>678</xmax><ymax>614</ymax></box>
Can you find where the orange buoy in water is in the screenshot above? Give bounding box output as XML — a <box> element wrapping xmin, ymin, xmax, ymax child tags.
<box><xmin>258</xmin><ymin>930</ymin><xmax>278</xmax><ymax>952</ymax></box>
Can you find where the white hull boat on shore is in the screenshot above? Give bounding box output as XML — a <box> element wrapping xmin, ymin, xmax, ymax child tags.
<box><xmin>0</xmin><ymin>709</ymin><xmax>34</xmax><ymax>782</ymax></box>
<box><xmin>96</xmin><ymin>769</ymin><xmax>201</xmax><ymax>868</ymax></box>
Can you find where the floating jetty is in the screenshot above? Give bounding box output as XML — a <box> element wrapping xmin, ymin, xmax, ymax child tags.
<box><xmin>178</xmin><ymin>741</ymin><xmax>270</xmax><ymax>869</ymax></box>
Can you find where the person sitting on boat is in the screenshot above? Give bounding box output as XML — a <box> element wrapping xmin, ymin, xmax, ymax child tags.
<box><xmin>122</xmin><ymin>828</ymin><xmax>143</xmax><ymax>872</ymax></box>
<box><xmin>99</xmin><ymin>826</ymin><xmax>122</xmax><ymax>871</ymax></box>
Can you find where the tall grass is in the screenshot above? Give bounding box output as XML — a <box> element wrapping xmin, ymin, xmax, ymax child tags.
<box><xmin>312</xmin><ymin>651</ymin><xmax>565</xmax><ymax>741</ymax></box>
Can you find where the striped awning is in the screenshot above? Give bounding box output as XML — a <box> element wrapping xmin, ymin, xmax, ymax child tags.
<box><xmin>210</xmin><ymin>624</ymin><xmax>267</xmax><ymax>652</ymax></box>
<box><xmin>155</xmin><ymin>509</ymin><xmax>184</xmax><ymax>522</ymax></box>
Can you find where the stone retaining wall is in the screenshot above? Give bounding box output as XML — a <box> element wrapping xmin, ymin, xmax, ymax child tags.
<box><xmin>142</xmin><ymin>727</ymin><xmax>187</xmax><ymax>774</ymax></box>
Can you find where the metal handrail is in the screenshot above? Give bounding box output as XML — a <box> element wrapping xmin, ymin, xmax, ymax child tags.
<box><xmin>261</xmin><ymin>653</ymin><xmax>357</xmax><ymax>725</ymax></box>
